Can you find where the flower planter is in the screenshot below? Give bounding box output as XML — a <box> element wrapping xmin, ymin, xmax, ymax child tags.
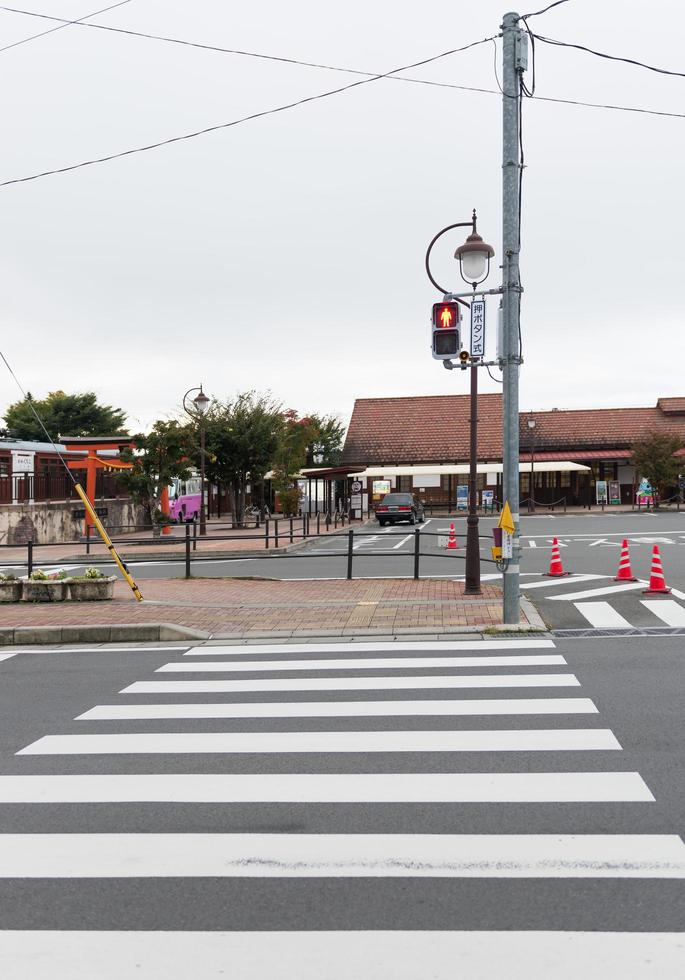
<box><xmin>22</xmin><ymin>580</ymin><xmax>69</xmax><ymax>603</ymax></box>
<box><xmin>68</xmin><ymin>577</ymin><xmax>116</xmax><ymax>602</ymax></box>
<box><xmin>0</xmin><ymin>581</ymin><xmax>22</xmax><ymax>603</ymax></box>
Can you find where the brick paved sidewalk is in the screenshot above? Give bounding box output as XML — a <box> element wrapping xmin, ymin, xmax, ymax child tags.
<box><xmin>0</xmin><ymin>578</ymin><xmax>535</xmax><ymax>639</ymax></box>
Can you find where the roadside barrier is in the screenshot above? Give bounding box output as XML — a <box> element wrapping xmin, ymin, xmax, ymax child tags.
<box><xmin>614</xmin><ymin>539</ymin><xmax>637</xmax><ymax>582</ymax></box>
<box><xmin>4</xmin><ymin>522</ymin><xmax>498</xmax><ymax>584</ymax></box>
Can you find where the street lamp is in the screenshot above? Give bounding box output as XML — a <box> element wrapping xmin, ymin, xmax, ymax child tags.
<box><xmin>527</xmin><ymin>413</ymin><xmax>537</xmax><ymax>513</ymax></box>
<box><xmin>183</xmin><ymin>385</ymin><xmax>210</xmax><ymax>536</ymax></box>
<box><xmin>425</xmin><ymin>210</ymin><xmax>495</xmax><ymax>596</ymax></box>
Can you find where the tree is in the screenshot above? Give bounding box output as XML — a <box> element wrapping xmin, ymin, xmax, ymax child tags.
<box><xmin>631</xmin><ymin>430</ymin><xmax>682</xmax><ymax>505</ymax></box>
<box><xmin>306</xmin><ymin>414</ymin><xmax>346</xmax><ymax>467</ymax></box>
<box><xmin>118</xmin><ymin>421</ymin><xmax>193</xmax><ymax>533</ymax></box>
<box><xmin>3</xmin><ymin>390</ymin><xmax>127</xmax><ymax>442</ymax></box>
<box><xmin>271</xmin><ymin>410</ymin><xmax>320</xmax><ymax>516</ymax></box>
<box><xmin>202</xmin><ymin>392</ymin><xmax>283</xmax><ymax>526</ymax></box>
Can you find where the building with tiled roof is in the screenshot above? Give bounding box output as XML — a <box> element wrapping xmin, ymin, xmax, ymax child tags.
<box><xmin>338</xmin><ymin>394</ymin><xmax>685</xmax><ymax>509</ymax></box>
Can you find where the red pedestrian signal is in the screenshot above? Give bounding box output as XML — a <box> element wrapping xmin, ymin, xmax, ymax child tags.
<box><xmin>431</xmin><ymin>301</ymin><xmax>460</xmax><ymax>360</ymax></box>
<box><xmin>432</xmin><ymin>302</ymin><xmax>459</xmax><ymax>329</ymax></box>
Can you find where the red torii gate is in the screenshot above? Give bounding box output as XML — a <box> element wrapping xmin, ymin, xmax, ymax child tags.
<box><xmin>63</xmin><ymin>437</ymin><xmax>135</xmax><ymax>531</ymax></box>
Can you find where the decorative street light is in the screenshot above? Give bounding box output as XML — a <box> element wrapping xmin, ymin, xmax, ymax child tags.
<box><xmin>425</xmin><ymin>210</ymin><xmax>495</xmax><ymax>596</ymax></box>
<box><xmin>527</xmin><ymin>413</ymin><xmax>537</xmax><ymax>513</ymax></box>
<box><xmin>183</xmin><ymin>385</ymin><xmax>210</xmax><ymax>536</ymax></box>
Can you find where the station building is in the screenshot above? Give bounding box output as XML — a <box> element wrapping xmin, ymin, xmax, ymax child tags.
<box><xmin>311</xmin><ymin>394</ymin><xmax>685</xmax><ymax>512</ymax></box>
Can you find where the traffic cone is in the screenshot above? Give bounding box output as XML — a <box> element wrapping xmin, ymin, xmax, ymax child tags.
<box><xmin>614</xmin><ymin>539</ymin><xmax>637</xmax><ymax>582</ymax></box>
<box><xmin>447</xmin><ymin>522</ymin><xmax>457</xmax><ymax>550</ymax></box>
<box><xmin>545</xmin><ymin>537</ymin><xmax>568</xmax><ymax>577</ymax></box>
<box><xmin>643</xmin><ymin>545</ymin><xmax>671</xmax><ymax>594</ymax></box>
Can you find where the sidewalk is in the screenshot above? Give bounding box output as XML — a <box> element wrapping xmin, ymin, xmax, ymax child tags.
<box><xmin>0</xmin><ymin>578</ymin><xmax>542</xmax><ymax>644</ymax></box>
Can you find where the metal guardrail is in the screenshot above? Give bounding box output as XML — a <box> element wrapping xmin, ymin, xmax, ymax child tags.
<box><xmin>6</xmin><ymin>523</ymin><xmax>496</xmax><ymax>582</ymax></box>
<box><xmin>520</xmin><ymin>495</ymin><xmax>568</xmax><ymax>513</ymax></box>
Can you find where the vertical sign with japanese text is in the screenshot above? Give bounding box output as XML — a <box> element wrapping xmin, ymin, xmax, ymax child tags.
<box><xmin>470</xmin><ymin>297</ymin><xmax>486</xmax><ymax>358</ymax></box>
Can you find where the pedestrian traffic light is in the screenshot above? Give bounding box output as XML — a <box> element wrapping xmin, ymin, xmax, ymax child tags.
<box><xmin>431</xmin><ymin>302</ymin><xmax>460</xmax><ymax>360</ymax></box>
<box><xmin>459</xmin><ymin>350</ymin><xmax>470</xmax><ymax>367</ymax></box>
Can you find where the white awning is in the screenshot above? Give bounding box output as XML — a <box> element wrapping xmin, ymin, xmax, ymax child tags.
<box><xmin>350</xmin><ymin>461</ymin><xmax>591</xmax><ymax>478</ymax></box>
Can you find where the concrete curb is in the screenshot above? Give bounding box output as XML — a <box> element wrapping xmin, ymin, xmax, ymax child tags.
<box><xmin>519</xmin><ymin>596</ymin><xmax>547</xmax><ymax>631</ymax></box>
<box><xmin>0</xmin><ymin>623</ymin><xmax>210</xmax><ymax>646</ymax></box>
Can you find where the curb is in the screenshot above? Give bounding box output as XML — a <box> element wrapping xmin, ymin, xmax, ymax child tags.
<box><xmin>0</xmin><ymin>623</ymin><xmax>210</xmax><ymax>646</ymax></box>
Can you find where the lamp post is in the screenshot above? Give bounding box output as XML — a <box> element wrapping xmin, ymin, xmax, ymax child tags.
<box><xmin>425</xmin><ymin>211</ymin><xmax>495</xmax><ymax>596</ymax></box>
<box><xmin>183</xmin><ymin>385</ymin><xmax>210</xmax><ymax>536</ymax></box>
<box><xmin>527</xmin><ymin>413</ymin><xmax>536</xmax><ymax>513</ymax></box>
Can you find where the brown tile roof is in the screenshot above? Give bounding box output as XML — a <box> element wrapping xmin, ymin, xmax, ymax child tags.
<box><xmin>657</xmin><ymin>397</ymin><xmax>685</xmax><ymax>415</ymax></box>
<box><xmin>341</xmin><ymin>394</ymin><xmax>504</xmax><ymax>466</ymax></box>
<box><xmin>342</xmin><ymin>395</ymin><xmax>685</xmax><ymax>467</ymax></box>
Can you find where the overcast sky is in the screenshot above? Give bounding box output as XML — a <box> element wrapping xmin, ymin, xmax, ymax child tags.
<box><xmin>0</xmin><ymin>0</ymin><xmax>682</xmax><ymax>434</ymax></box>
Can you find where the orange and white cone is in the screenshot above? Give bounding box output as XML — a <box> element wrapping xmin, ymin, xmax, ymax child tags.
<box><xmin>643</xmin><ymin>545</ymin><xmax>671</xmax><ymax>594</ymax></box>
<box><xmin>447</xmin><ymin>522</ymin><xmax>457</xmax><ymax>550</ymax></box>
<box><xmin>545</xmin><ymin>537</ymin><xmax>568</xmax><ymax>577</ymax></box>
<box><xmin>614</xmin><ymin>539</ymin><xmax>637</xmax><ymax>582</ymax></box>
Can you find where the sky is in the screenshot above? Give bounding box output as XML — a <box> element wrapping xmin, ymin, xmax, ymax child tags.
<box><xmin>0</xmin><ymin>0</ymin><xmax>682</xmax><ymax>434</ymax></box>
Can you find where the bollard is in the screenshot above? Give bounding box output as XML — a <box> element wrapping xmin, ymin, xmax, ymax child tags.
<box><xmin>347</xmin><ymin>528</ymin><xmax>354</xmax><ymax>580</ymax></box>
<box><xmin>86</xmin><ymin>524</ymin><xmax>91</xmax><ymax>555</ymax></box>
<box><xmin>265</xmin><ymin>519</ymin><xmax>270</xmax><ymax>550</ymax></box>
<box><xmin>27</xmin><ymin>539</ymin><xmax>33</xmax><ymax>577</ymax></box>
<box><xmin>185</xmin><ymin>524</ymin><xmax>191</xmax><ymax>579</ymax></box>
<box><xmin>192</xmin><ymin>518</ymin><xmax>197</xmax><ymax>552</ymax></box>
<box><xmin>275</xmin><ymin>519</ymin><xmax>279</xmax><ymax>549</ymax></box>
<box><xmin>289</xmin><ymin>518</ymin><xmax>293</xmax><ymax>544</ymax></box>
<box><xmin>317</xmin><ymin>513</ymin><xmax>321</xmax><ymax>535</ymax></box>
<box><xmin>414</xmin><ymin>527</ymin><xmax>420</xmax><ymax>580</ymax></box>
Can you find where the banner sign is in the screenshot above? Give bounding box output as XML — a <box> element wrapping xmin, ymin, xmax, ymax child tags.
<box><xmin>470</xmin><ymin>298</ymin><xmax>486</xmax><ymax>358</ymax></box>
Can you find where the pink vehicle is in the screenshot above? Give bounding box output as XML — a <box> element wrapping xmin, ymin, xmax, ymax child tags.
<box><xmin>168</xmin><ymin>477</ymin><xmax>202</xmax><ymax>523</ymax></box>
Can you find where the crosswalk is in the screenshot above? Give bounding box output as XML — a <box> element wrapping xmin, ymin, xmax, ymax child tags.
<box><xmin>1</xmin><ymin>636</ymin><xmax>683</xmax><ymax>977</ymax></box>
<box><xmin>521</xmin><ymin>573</ymin><xmax>685</xmax><ymax>630</ymax></box>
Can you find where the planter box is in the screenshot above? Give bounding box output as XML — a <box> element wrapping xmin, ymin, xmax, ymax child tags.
<box><xmin>68</xmin><ymin>577</ymin><xmax>116</xmax><ymax>602</ymax></box>
<box><xmin>0</xmin><ymin>581</ymin><xmax>22</xmax><ymax>603</ymax></box>
<box><xmin>22</xmin><ymin>580</ymin><xmax>69</xmax><ymax>602</ymax></box>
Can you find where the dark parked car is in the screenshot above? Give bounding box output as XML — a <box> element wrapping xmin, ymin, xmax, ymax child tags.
<box><xmin>375</xmin><ymin>492</ymin><xmax>425</xmax><ymax>526</ymax></box>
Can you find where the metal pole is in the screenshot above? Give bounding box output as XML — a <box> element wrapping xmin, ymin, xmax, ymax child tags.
<box><xmin>502</xmin><ymin>10</ymin><xmax>523</xmax><ymax>625</ymax></box>
<box><xmin>185</xmin><ymin>523</ymin><xmax>191</xmax><ymax>579</ymax></box>
<box><xmin>413</xmin><ymin>527</ymin><xmax>420</xmax><ymax>580</ymax></box>
<box><xmin>346</xmin><ymin>528</ymin><xmax>354</xmax><ymax>580</ymax></box>
<box><xmin>199</xmin><ymin>423</ymin><xmax>207</xmax><ymax>535</ymax></box>
<box><xmin>464</xmin><ymin>360</ymin><xmax>481</xmax><ymax>594</ymax></box>
<box><xmin>27</xmin><ymin>539</ymin><xmax>33</xmax><ymax>577</ymax></box>
<box><xmin>530</xmin><ymin>425</ymin><xmax>536</xmax><ymax>512</ymax></box>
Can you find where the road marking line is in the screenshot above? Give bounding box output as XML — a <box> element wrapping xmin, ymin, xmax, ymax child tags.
<box><xmin>159</xmin><ymin>655</ymin><xmax>567</xmax><ymax>673</ymax></box>
<box><xmin>522</xmin><ymin>575</ymin><xmax>608</xmax><ymax>590</ymax></box>
<box><xmin>18</xmin><ymin>729</ymin><xmax>620</xmax><ymax>756</ymax></box>
<box><xmin>573</xmin><ymin>602</ymin><xmax>633</xmax><ymax>629</ymax></box>
<box><xmin>0</xmin><ymin>772</ymin><xmax>654</xmax><ymax>803</ymax></box>
<box><xmin>2</xmin><ymin>832</ymin><xmax>681</xmax><ymax>879</ymax></box>
<box><xmin>2</xmin><ymin>931</ymin><xmax>683</xmax><ymax>979</ymax></box>
<box><xmin>77</xmin><ymin>697</ymin><xmax>599</xmax><ymax>721</ymax></box>
<box><xmin>640</xmin><ymin>600</ymin><xmax>685</xmax><ymax>627</ymax></box>
<box><xmin>0</xmin><ymin>653</ymin><xmax>16</xmax><ymax>663</ymax></box>
<box><xmin>392</xmin><ymin>535</ymin><xmax>412</xmax><ymax>550</ymax></box>
<box><xmin>184</xmin><ymin>639</ymin><xmax>557</xmax><ymax>656</ymax></box>
<box><xmin>121</xmin><ymin>674</ymin><xmax>581</xmax><ymax>694</ymax></box>
<box><xmin>549</xmin><ymin>582</ymin><xmax>647</xmax><ymax>601</ymax></box>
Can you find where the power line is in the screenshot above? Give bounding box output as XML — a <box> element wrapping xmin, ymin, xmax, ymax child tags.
<box><xmin>0</xmin><ymin>0</ymin><xmax>132</xmax><ymax>55</ymax></box>
<box><xmin>522</xmin><ymin>0</ymin><xmax>571</xmax><ymax>19</ymax></box>
<box><xmin>0</xmin><ymin>34</ymin><xmax>498</xmax><ymax>189</ymax></box>
<box><xmin>532</xmin><ymin>32</ymin><xmax>685</xmax><ymax>79</ymax></box>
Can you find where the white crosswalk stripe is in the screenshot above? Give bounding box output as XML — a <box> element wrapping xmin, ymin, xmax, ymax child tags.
<box><xmin>573</xmin><ymin>602</ymin><xmax>633</xmax><ymax>629</ymax></box>
<box><xmin>641</xmin><ymin>599</ymin><xmax>685</xmax><ymax>626</ymax></box>
<box><xmin>1</xmin><ymin>633</ymin><xmax>681</xmax><ymax>962</ymax></box>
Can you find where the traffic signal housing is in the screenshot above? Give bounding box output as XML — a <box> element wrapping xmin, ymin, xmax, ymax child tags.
<box><xmin>431</xmin><ymin>301</ymin><xmax>460</xmax><ymax>360</ymax></box>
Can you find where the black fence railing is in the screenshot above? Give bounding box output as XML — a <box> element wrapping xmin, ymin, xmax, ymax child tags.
<box><xmin>0</xmin><ymin>472</ymin><xmax>126</xmax><ymax>503</ymax></box>
<box><xmin>5</xmin><ymin>523</ymin><xmax>496</xmax><ymax>582</ymax></box>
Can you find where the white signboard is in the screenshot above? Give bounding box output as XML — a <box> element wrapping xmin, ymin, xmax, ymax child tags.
<box><xmin>470</xmin><ymin>298</ymin><xmax>486</xmax><ymax>358</ymax></box>
<box><xmin>12</xmin><ymin>451</ymin><xmax>34</xmax><ymax>472</ymax></box>
<box><xmin>351</xmin><ymin>480</ymin><xmax>363</xmax><ymax>493</ymax></box>
<box><xmin>351</xmin><ymin>494</ymin><xmax>362</xmax><ymax>509</ymax></box>
<box><xmin>502</xmin><ymin>530</ymin><xmax>513</xmax><ymax>558</ymax></box>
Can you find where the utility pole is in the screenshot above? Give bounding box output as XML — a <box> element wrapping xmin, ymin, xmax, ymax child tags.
<box><xmin>464</xmin><ymin>351</ymin><xmax>481</xmax><ymax>594</ymax></box>
<box><xmin>501</xmin><ymin>11</ymin><xmax>525</xmax><ymax>624</ymax></box>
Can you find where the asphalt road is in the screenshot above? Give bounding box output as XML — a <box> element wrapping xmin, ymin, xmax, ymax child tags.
<box><xmin>0</xmin><ymin>633</ymin><xmax>683</xmax><ymax>977</ymax></box>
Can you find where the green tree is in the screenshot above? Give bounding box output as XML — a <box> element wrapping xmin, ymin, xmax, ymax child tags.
<box><xmin>271</xmin><ymin>410</ymin><xmax>320</xmax><ymax>516</ymax></box>
<box><xmin>631</xmin><ymin>430</ymin><xmax>682</xmax><ymax>506</ymax></box>
<box><xmin>306</xmin><ymin>414</ymin><xmax>346</xmax><ymax>467</ymax></box>
<box><xmin>118</xmin><ymin>420</ymin><xmax>193</xmax><ymax>534</ymax></box>
<box><xmin>203</xmin><ymin>392</ymin><xmax>283</xmax><ymax>526</ymax></box>
<box><xmin>3</xmin><ymin>390</ymin><xmax>127</xmax><ymax>442</ymax></box>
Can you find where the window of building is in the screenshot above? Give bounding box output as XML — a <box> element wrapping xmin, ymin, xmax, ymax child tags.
<box><xmin>560</xmin><ymin>471</ymin><xmax>571</xmax><ymax>488</ymax></box>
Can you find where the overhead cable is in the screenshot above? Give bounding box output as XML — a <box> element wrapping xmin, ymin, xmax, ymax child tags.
<box><xmin>0</xmin><ymin>0</ymin><xmax>132</xmax><ymax>55</ymax></box>
<box><xmin>532</xmin><ymin>32</ymin><xmax>685</xmax><ymax>79</ymax></box>
<box><xmin>521</xmin><ymin>0</ymin><xmax>571</xmax><ymax>19</ymax></box>
<box><xmin>0</xmin><ymin>34</ymin><xmax>498</xmax><ymax>188</ymax></box>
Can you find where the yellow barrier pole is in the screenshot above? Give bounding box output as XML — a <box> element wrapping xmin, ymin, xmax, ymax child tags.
<box><xmin>74</xmin><ymin>483</ymin><xmax>144</xmax><ymax>601</ymax></box>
